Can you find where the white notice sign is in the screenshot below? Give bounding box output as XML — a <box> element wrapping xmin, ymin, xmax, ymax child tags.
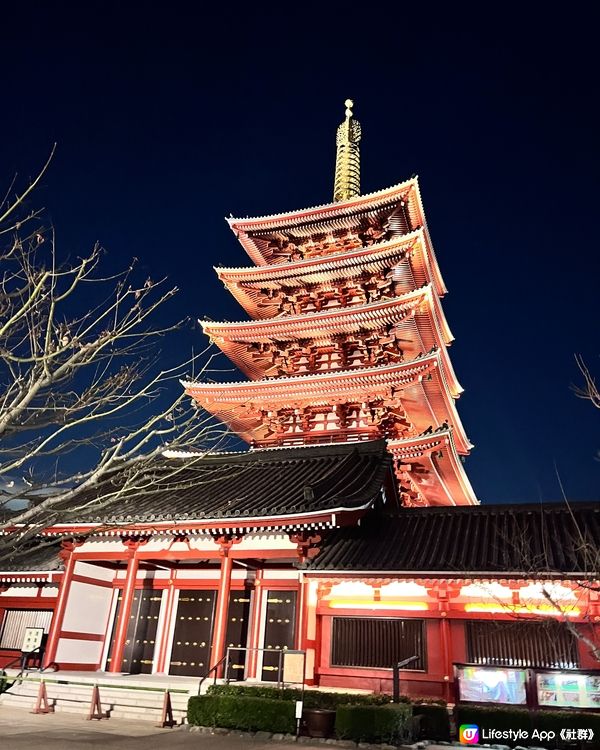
<box><xmin>21</xmin><ymin>627</ymin><xmax>44</xmax><ymax>653</ymax></box>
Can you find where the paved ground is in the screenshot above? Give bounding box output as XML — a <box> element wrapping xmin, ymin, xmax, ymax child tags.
<box><xmin>0</xmin><ymin>709</ymin><xmax>459</xmax><ymax>749</ymax></box>
<box><xmin>0</xmin><ymin>709</ymin><xmax>455</xmax><ymax>750</ymax></box>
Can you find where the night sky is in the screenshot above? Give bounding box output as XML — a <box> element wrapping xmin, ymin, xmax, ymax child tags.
<box><xmin>1</xmin><ymin>5</ymin><xmax>598</xmax><ymax>504</ymax></box>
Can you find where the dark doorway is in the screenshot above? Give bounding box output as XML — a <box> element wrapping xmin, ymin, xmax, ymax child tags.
<box><xmin>224</xmin><ymin>588</ymin><xmax>252</xmax><ymax>680</ymax></box>
<box><xmin>169</xmin><ymin>589</ymin><xmax>217</xmax><ymax>676</ymax></box>
<box><xmin>261</xmin><ymin>590</ymin><xmax>297</xmax><ymax>681</ymax></box>
<box><xmin>105</xmin><ymin>586</ymin><xmax>162</xmax><ymax>674</ymax></box>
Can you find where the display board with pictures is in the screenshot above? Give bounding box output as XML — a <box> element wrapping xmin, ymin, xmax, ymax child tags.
<box><xmin>536</xmin><ymin>671</ymin><xmax>600</xmax><ymax>710</ymax></box>
<box><xmin>456</xmin><ymin>664</ymin><xmax>528</xmax><ymax>705</ymax></box>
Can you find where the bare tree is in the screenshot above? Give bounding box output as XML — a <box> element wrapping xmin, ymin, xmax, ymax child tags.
<box><xmin>0</xmin><ymin>157</ymin><xmax>228</xmax><ymax>560</ymax></box>
<box><xmin>574</xmin><ymin>354</ymin><xmax>600</xmax><ymax>414</ymax></box>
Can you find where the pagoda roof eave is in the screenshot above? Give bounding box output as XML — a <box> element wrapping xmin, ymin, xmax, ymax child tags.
<box><xmin>227</xmin><ymin>178</ymin><xmax>418</xmax><ymax>231</ymax></box>
<box><xmin>217</xmin><ymin>229</ymin><xmax>422</xmax><ymax>284</ymax></box>
<box><xmin>182</xmin><ymin>351</ymin><xmax>441</xmax><ymax>394</ymax></box>
<box><xmin>216</xmin><ymin>228</ymin><xmax>447</xmax><ymax>313</ymax></box>
<box><xmin>184</xmin><ymin>353</ymin><xmax>472</xmax><ymax>453</ymax></box>
<box><xmin>201</xmin><ymin>285</ymin><xmax>430</xmax><ymax>338</ymax></box>
<box><xmin>387</xmin><ymin>430</ymin><xmax>478</xmax><ymax>506</ymax></box>
<box><xmin>228</xmin><ymin>178</ymin><xmax>447</xmax><ymax>295</ymax></box>
<box><xmin>202</xmin><ymin>289</ymin><xmax>461</xmax><ymax>395</ymax></box>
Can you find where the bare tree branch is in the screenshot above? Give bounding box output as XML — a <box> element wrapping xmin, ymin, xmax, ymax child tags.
<box><xmin>0</xmin><ymin>158</ymin><xmax>229</xmax><ymax>553</ymax></box>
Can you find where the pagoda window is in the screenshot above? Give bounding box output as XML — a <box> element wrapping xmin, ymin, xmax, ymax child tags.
<box><xmin>466</xmin><ymin>621</ymin><xmax>579</xmax><ymax>670</ymax></box>
<box><xmin>331</xmin><ymin>617</ymin><xmax>426</xmax><ymax>670</ymax></box>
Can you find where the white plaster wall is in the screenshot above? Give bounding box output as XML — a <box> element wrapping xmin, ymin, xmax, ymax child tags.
<box><xmin>262</xmin><ymin>570</ymin><xmax>300</xmax><ymax>580</ymax></box>
<box><xmin>0</xmin><ymin>585</ymin><xmax>39</xmax><ymax>598</ymax></box>
<box><xmin>238</xmin><ymin>534</ymin><xmax>296</xmax><ymax>551</ymax></box>
<box><xmin>61</xmin><ymin>581</ymin><xmax>112</xmax><ymax>635</ymax></box>
<box><xmin>76</xmin><ymin>539</ymin><xmax>123</xmax><ymax>553</ymax></box>
<box><xmin>143</xmin><ymin>536</ymin><xmax>217</xmax><ymax>552</ymax></box>
<box><xmin>55</xmin><ymin>638</ymin><xmax>104</xmax><ymax>664</ymax></box>
<box><xmin>41</xmin><ymin>585</ymin><xmax>60</xmax><ymax>597</ymax></box>
<box><xmin>74</xmin><ymin>561</ymin><xmax>114</xmax><ymax>581</ymax></box>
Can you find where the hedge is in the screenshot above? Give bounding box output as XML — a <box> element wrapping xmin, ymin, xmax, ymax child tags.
<box><xmin>206</xmin><ymin>683</ymin><xmax>390</xmax><ymax>709</ymax></box>
<box><xmin>412</xmin><ymin>703</ymin><xmax>450</xmax><ymax>741</ymax></box>
<box><xmin>455</xmin><ymin>704</ymin><xmax>532</xmax><ymax>735</ymax></box>
<box><xmin>188</xmin><ymin>694</ymin><xmax>296</xmax><ymax>734</ymax></box>
<box><xmin>335</xmin><ymin>703</ymin><xmax>411</xmax><ymax>744</ymax></box>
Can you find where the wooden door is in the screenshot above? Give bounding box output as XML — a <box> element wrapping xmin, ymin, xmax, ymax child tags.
<box><xmin>169</xmin><ymin>589</ymin><xmax>216</xmax><ymax>676</ymax></box>
<box><xmin>105</xmin><ymin>589</ymin><xmax>162</xmax><ymax>674</ymax></box>
<box><xmin>224</xmin><ymin>589</ymin><xmax>252</xmax><ymax>680</ymax></box>
<box><xmin>261</xmin><ymin>590</ymin><xmax>297</xmax><ymax>681</ymax></box>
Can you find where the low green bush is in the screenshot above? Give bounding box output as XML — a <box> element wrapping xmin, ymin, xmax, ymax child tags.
<box><xmin>188</xmin><ymin>694</ymin><xmax>296</xmax><ymax>734</ymax></box>
<box><xmin>335</xmin><ymin>703</ymin><xmax>411</xmax><ymax>744</ymax></box>
<box><xmin>207</xmin><ymin>683</ymin><xmax>390</xmax><ymax>709</ymax></box>
<box><xmin>455</xmin><ymin>703</ymin><xmax>532</xmax><ymax>735</ymax></box>
<box><xmin>533</xmin><ymin>710</ymin><xmax>600</xmax><ymax>748</ymax></box>
<box><xmin>413</xmin><ymin>703</ymin><xmax>450</xmax><ymax>741</ymax></box>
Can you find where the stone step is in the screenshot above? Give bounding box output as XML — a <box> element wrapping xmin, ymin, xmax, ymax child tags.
<box><xmin>0</xmin><ymin>684</ymin><xmax>190</xmax><ymax>722</ymax></box>
<box><xmin>5</xmin><ymin>686</ymin><xmax>190</xmax><ymax>705</ymax></box>
<box><xmin>2</xmin><ymin>681</ymin><xmax>194</xmax><ymax>703</ymax></box>
<box><xmin>0</xmin><ymin>693</ymin><xmax>188</xmax><ymax>721</ymax></box>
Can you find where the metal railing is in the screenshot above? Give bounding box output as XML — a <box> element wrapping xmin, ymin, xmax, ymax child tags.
<box><xmin>198</xmin><ymin>647</ymin><xmax>306</xmax><ymax>696</ymax></box>
<box><xmin>0</xmin><ymin>649</ymin><xmax>54</xmax><ymax>694</ymax></box>
<box><xmin>392</xmin><ymin>655</ymin><xmax>419</xmax><ymax>702</ymax></box>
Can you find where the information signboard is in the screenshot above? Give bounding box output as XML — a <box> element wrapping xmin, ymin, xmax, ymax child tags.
<box><xmin>21</xmin><ymin>626</ymin><xmax>44</xmax><ymax>653</ymax></box>
<box><xmin>283</xmin><ymin>651</ymin><xmax>305</xmax><ymax>684</ymax></box>
<box><xmin>456</xmin><ymin>664</ymin><xmax>528</xmax><ymax>705</ymax></box>
<box><xmin>537</xmin><ymin>671</ymin><xmax>600</xmax><ymax>709</ymax></box>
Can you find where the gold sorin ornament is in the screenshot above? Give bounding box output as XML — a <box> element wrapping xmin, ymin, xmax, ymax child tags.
<box><xmin>333</xmin><ymin>98</ymin><xmax>361</xmax><ymax>202</ymax></box>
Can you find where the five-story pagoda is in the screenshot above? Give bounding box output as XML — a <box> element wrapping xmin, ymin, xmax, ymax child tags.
<box><xmin>185</xmin><ymin>101</ymin><xmax>477</xmax><ymax>507</ymax></box>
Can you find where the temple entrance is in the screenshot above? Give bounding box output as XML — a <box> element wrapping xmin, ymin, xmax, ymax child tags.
<box><xmin>261</xmin><ymin>590</ymin><xmax>297</xmax><ymax>681</ymax></box>
<box><xmin>105</xmin><ymin>586</ymin><xmax>162</xmax><ymax>674</ymax></box>
<box><xmin>169</xmin><ymin>589</ymin><xmax>216</xmax><ymax>676</ymax></box>
<box><xmin>224</xmin><ymin>589</ymin><xmax>252</xmax><ymax>680</ymax></box>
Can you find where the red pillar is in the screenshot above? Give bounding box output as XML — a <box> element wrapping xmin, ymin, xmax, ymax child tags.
<box><xmin>109</xmin><ymin>541</ymin><xmax>140</xmax><ymax>673</ymax></box>
<box><xmin>440</xmin><ymin>616</ymin><xmax>453</xmax><ymax>702</ymax></box>
<box><xmin>44</xmin><ymin>540</ymin><xmax>80</xmax><ymax>667</ymax></box>
<box><xmin>210</xmin><ymin>540</ymin><xmax>234</xmax><ymax>675</ymax></box>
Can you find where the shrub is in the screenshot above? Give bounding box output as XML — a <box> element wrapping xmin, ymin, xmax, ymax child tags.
<box><xmin>533</xmin><ymin>710</ymin><xmax>600</xmax><ymax>748</ymax></box>
<box><xmin>455</xmin><ymin>703</ymin><xmax>532</xmax><ymax>736</ymax></box>
<box><xmin>413</xmin><ymin>703</ymin><xmax>451</xmax><ymax>741</ymax></box>
<box><xmin>335</xmin><ymin>703</ymin><xmax>411</xmax><ymax>744</ymax></box>
<box><xmin>206</xmin><ymin>683</ymin><xmax>390</xmax><ymax>709</ymax></box>
<box><xmin>188</xmin><ymin>695</ymin><xmax>218</xmax><ymax>727</ymax></box>
<box><xmin>188</xmin><ymin>694</ymin><xmax>296</xmax><ymax>734</ymax></box>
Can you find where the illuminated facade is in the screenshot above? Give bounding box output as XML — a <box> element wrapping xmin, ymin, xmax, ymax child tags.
<box><xmin>1</xmin><ymin>105</ymin><xmax>598</xmax><ymax>706</ymax></box>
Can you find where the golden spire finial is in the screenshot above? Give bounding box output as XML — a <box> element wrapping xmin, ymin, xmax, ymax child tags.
<box><xmin>333</xmin><ymin>99</ymin><xmax>361</xmax><ymax>203</ymax></box>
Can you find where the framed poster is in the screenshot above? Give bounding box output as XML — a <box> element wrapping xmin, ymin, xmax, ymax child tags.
<box><xmin>456</xmin><ymin>664</ymin><xmax>528</xmax><ymax>705</ymax></box>
<box><xmin>537</xmin><ymin>671</ymin><xmax>600</xmax><ymax>709</ymax></box>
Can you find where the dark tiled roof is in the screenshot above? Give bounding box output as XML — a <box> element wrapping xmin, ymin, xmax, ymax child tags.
<box><xmin>55</xmin><ymin>440</ymin><xmax>392</xmax><ymax>525</ymax></box>
<box><xmin>0</xmin><ymin>540</ymin><xmax>62</xmax><ymax>573</ymax></box>
<box><xmin>307</xmin><ymin>502</ymin><xmax>600</xmax><ymax>575</ymax></box>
